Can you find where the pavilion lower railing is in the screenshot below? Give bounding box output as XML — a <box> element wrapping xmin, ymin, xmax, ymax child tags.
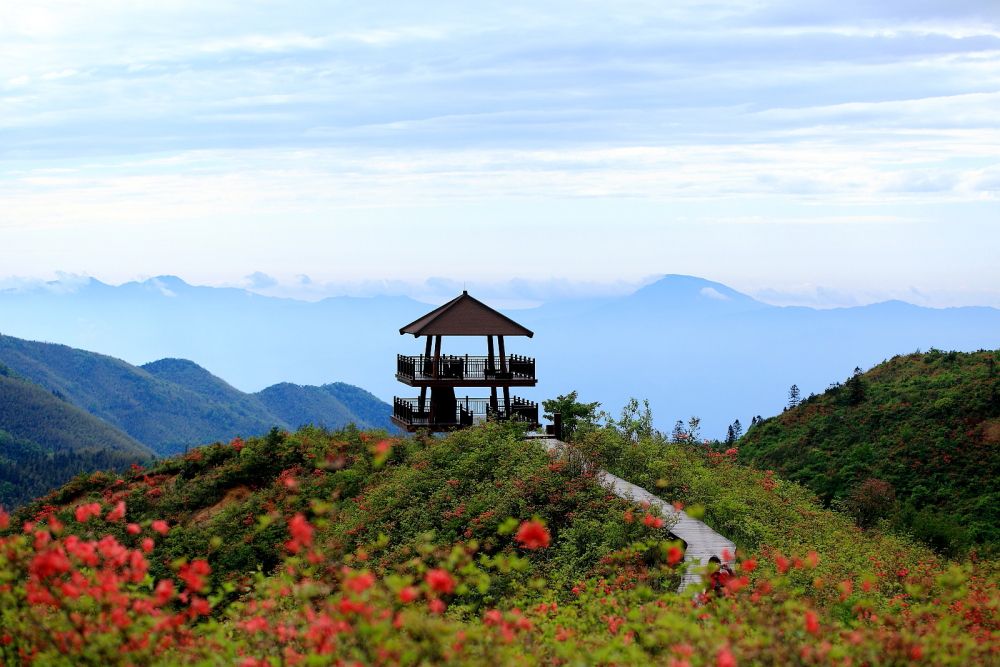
<box><xmin>393</xmin><ymin>396</ymin><xmax>539</xmax><ymax>428</ymax></box>
<box><xmin>396</xmin><ymin>354</ymin><xmax>535</xmax><ymax>382</ymax></box>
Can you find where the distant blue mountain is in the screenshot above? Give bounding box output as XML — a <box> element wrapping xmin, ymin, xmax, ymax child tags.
<box><xmin>2</xmin><ymin>274</ymin><xmax>997</xmax><ymax>438</ymax></box>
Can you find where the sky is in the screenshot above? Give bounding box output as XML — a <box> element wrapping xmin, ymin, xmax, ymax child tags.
<box><xmin>1</xmin><ymin>0</ymin><xmax>999</xmax><ymax>307</ymax></box>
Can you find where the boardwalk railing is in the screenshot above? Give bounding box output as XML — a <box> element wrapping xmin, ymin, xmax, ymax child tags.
<box><xmin>396</xmin><ymin>354</ymin><xmax>535</xmax><ymax>382</ymax></box>
<box><xmin>393</xmin><ymin>396</ymin><xmax>538</xmax><ymax>428</ymax></box>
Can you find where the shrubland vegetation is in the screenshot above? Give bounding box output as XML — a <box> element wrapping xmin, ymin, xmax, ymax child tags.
<box><xmin>739</xmin><ymin>349</ymin><xmax>1000</xmax><ymax>556</ymax></box>
<box><xmin>2</xmin><ymin>417</ymin><xmax>996</xmax><ymax>665</ymax></box>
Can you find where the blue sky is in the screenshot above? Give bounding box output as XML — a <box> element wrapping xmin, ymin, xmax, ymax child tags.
<box><xmin>1</xmin><ymin>0</ymin><xmax>998</xmax><ymax>307</ymax></box>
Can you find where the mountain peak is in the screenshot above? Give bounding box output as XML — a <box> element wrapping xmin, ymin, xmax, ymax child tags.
<box><xmin>628</xmin><ymin>275</ymin><xmax>765</xmax><ymax>310</ymax></box>
<box><xmin>141</xmin><ymin>357</ymin><xmax>210</xmax><ymax>374</ymax></box>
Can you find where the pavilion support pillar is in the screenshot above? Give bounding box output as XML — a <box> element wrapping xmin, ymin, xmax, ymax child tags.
<box><xmin>486</xmin><ymin>335</ymin><xmax>496</xmax><ymax>373</ymax></box>
<box><xmin>502</xmin><ymin>386</ymin><xmax>510</xmax><ymax>418</ymax></box>
<box><xmin>418</xmin><ymin>386</ymin><xmax>427</xmax><ymax>414</ymax></box>
<box><xmin>433</xmin><ymin>335</ymin><xmax>442</xmax><ymax>378</ymax></box>
<box><xmin>498</xmin><ymin>336</ymin><xmax>507</xmax><ymax>373</ymax></box>
<box><xmin>423</xmin><ymin>336</ymin><xmax>433</xmax><ymax>377</ymax></box>
<box><xmin>490</xmin><ymin>386</ymin><xmax>499</xmax><ymax>417</ymax></box>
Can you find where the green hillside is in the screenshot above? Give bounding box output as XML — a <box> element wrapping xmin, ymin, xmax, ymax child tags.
<box><xmin>0</xmin><ymin>364</ymin><xmax>151</xmax><ymax>507</ymax></box>
<box><xmin>256</xmin><ymin>382</ymin><xmax>384</xmax><ymax>430</ymax></box>
<box><xmin>3</xmin><ymin>421</ymin><xmax>994</xmax><ymax>665</ymax></box>
<box><xmin>0</xmin><ymin>335</ymin><xmax>393</xmax><ymax>455</ymax></box>
<box><xmin>739</xmin><ymin>349</ymin><xmax>1000</xmax><ymax>554</ymax></box>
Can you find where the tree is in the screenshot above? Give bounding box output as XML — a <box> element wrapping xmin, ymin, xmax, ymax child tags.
<box><xmin>541</xmin><ymin>391</ymin><xmax>600</xmax><ymax>441</ymax></box>
<box><xmin>671</xmin><ymin>420</ymin><xmax>687</xmax><ymax>442</ymax></box>
<box><xmin>846</xmin><ymin>367</ymin><xmax>865</xmax><ymax>405</ymax></box>
<box><xmin>686</xmin><ymin>416</ymin><xmax>701</xmax><ymax>443</ymax></box>
<box><xmin>844</xmin><ymin>478</ymin><xmax>897</xmax><ymax>528</ymax></box>
<box><xmin>612</xmin><ymin>397</ymin><xmax>654</xmax><ymax>443</ymax></box>
<box><xmin>787</xmin><ymin>384</ymin><xmax>801</xmax><ymax>409</ymax></box>
<box><xmin>731</xmin><ymin>419</ymin><xmax>743</xmax><ymax>441</ymax></box>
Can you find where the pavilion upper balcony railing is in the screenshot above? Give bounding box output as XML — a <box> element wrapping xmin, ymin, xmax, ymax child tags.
<box><xmin>392</xmin><ymin>396</ymin><xmax>538</xmax><ymax>429</ymax></box>
<box><xmin>396</xmin><ymin>354</ymin><xmax>535</xmax><ymax>383</ymax></box>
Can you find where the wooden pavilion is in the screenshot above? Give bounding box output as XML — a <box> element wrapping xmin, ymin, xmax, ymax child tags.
<box><xmin>392</xmin><ymin>291</ymin><xmax>539</xmax><ymax>431</ymax></box>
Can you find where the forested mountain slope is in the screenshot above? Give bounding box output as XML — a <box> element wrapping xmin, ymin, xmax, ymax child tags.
<box><xmin>0</xmin><ymin>334</ymin><xmax>393</xmax><ymax>456</ymax></box>
<box><xmin>739</xmin><ymin>349</ymin><xmax>1000</xmax><ymax>554</ymax></box>
<box><xmin>0</xmin><ymin>364</ymin><xmax>151</xmax><ymax>507</ymax></box>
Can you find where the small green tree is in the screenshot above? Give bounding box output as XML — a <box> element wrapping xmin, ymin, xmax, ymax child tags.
<box><xmin>541</xmin><ymin>391</ymin><xmax>600</xmax><ymax>441</ymax></box>
<box><xmin>611</xmin><ymin>397</ymin><xmax>654</xmax><ymax>444</ymax></box>
<box><xmin>787</xmin><ymin>384</ymin><xmax>801</xmax><ymax>409</ymax></box>
<box><xmin>845</xmin><ymin>367</ymin><xmax>866</xmax><ymax>405</ymax></box>
<box><xmin>671</xmin><ymin>420</ymin><xmax>687</xmax><ymax>442</ymax></box>
<box><xmin>844</xmin><ymin>478</ymin><xmax>897</xmax><ymax>528</ymax></box>
<box><xmin>686</xmin><ymin>415</ymin><xmax>701</xmax><ymax>443</ymax></box>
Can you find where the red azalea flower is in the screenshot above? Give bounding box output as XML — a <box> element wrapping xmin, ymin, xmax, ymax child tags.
<box><xmin>425</xmin><ymin>568</ymin><xmax>455</xmax><ymax>594</ymax></box>
<box><xmin>106</xmin><ymin>501</ymin><xmax>126</xmax><ymax>522</ymax></box>
<box><xmin>398</xmin><ymin>586</ymin><xmax>419</xmax><ymax>603</ymax></box>
<box><xmin>345</xmin><ymin>571</ymin><xmax>375</xmax><ymax>594</ymax></box>
<box><xmin>285</xmin><ymin>513</ymin><xmax>314</xmax><ymax>553</ymax></box>
<box><xmin>667</xmin><ymin>545</ymin><xmax>684</xmax><ymax>566</ymax></box>
<box><xmin>515</xmin><ymin>520</ymin><xmax>551</xmax><ymax>549</ymax></box>
<box><xmin>74</xmin><ymin>502</ymin><xmax>102</xmax><ymax>523</ymax></box>
<box><xmin>716</xmin><ymin>646</ymin><xmax>736</xmax><ymax>667</ymax></box>
<box><xmin>805</xmin><ymin>610</ymin><xmax>820</xmax><ymax>635</ymax></box>
<box><xmin>775</xmin><ymin>555</ymin><xmax>790</xmax><ymax>574</ymax></box>
<box><xmin>179</xmin><ymin>559</ymin><xmax>211</xmax><ymax>593</ymax></box>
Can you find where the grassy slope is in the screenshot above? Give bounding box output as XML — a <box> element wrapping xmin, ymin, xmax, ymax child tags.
<box><xmin>738</xmin><ymin>349</ymin><xmax>1000</xmax><ymax>552</ymax></box>
<box><xmin>0</xmin><ymin>367</ymin><xmax>151</xmax><ymax>507</ymax></box>
<box><xmin>574</xmin><ymin>424</ymin><xmax>947</xmax><ymax>606</ymax></box>
<box><xmin>15</xmin><ymin>424</ymin><xmax>662</xmax><ymax>604</ymax></box>
<box><xmin>15</xmin><ymin>421</ymin><xmax>952</xmax><ymax>609</ymax></box>
<box><xmin>5</xmin><ymin>423</ymin><xmax>996</xmax><ymax>664</ymax></box>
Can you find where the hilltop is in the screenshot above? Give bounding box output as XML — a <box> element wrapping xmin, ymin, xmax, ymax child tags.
<box><xmin>0</xmin><ymin>364</ymin><xmax>151</xmax><ymax>507</ymax></box>
<box><xmin>4</xmin><ymin>420</ymin><xmax>995</xmax><ymax>665</ymax></box>
<box><xmin>0</xmin><ymin>334</ymin><xmax>393</xmax><ymax>456</ymax></box>
<box><xmin>739</xmin><ymin>349</ymin><xmax>1000</xmax><ymax>554</ymax></box>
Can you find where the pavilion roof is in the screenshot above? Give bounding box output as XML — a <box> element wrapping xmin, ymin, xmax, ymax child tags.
<box><xmin>399</xmin><ymin>291</ymin><xmax>534</xmax><ymax>337</ymax></box>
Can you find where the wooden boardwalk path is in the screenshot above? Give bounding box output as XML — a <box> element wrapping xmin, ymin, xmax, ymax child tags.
<box><xmin>533</xmin><ymin>437</ymin><xmax>737</xmax><ymax>592</ymax></box>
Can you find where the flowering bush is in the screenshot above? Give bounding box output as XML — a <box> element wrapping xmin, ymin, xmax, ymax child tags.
<box><xmin>1</xmin><ymin>423</ymin><xmax>996</xmax><ymax>665</ymax></box>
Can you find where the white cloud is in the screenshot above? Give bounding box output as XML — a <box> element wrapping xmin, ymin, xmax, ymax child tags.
<box><xmin>244</xmin><ymin>271</ymin><xmax>279</xmax><ymax>289</ymax></box>
<box><xmin>0</xmin><ymin>1</ymin><xmax>998</xmax><ymax>305</ymax></box>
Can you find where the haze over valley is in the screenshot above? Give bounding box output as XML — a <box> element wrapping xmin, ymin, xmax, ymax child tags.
<box><xmin>2</xmin><ymin>273</ymin><xmax>997</xmax><ymax>438</ymax></box>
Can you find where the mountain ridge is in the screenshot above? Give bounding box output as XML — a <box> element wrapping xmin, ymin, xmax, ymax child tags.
<box><xmin>0</xmin><ymin>334</ymin><xmax>394</xmax><ymax>457</ymax></box>
<box><xmin>2</xmin><ymin>273</ymin><xmax>998</xmax><ymax>437</ymax></box>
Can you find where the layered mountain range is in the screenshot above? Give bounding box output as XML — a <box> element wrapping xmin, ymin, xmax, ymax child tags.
<box><xmin>0</xmin><ymin>334</ymin><xmax>393</xmax><ymax>506</ymax></box>
<box><xmin>2</xmin><ymin>274</ymin><xmax>997</xmax><ymax>436</ymax></box>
